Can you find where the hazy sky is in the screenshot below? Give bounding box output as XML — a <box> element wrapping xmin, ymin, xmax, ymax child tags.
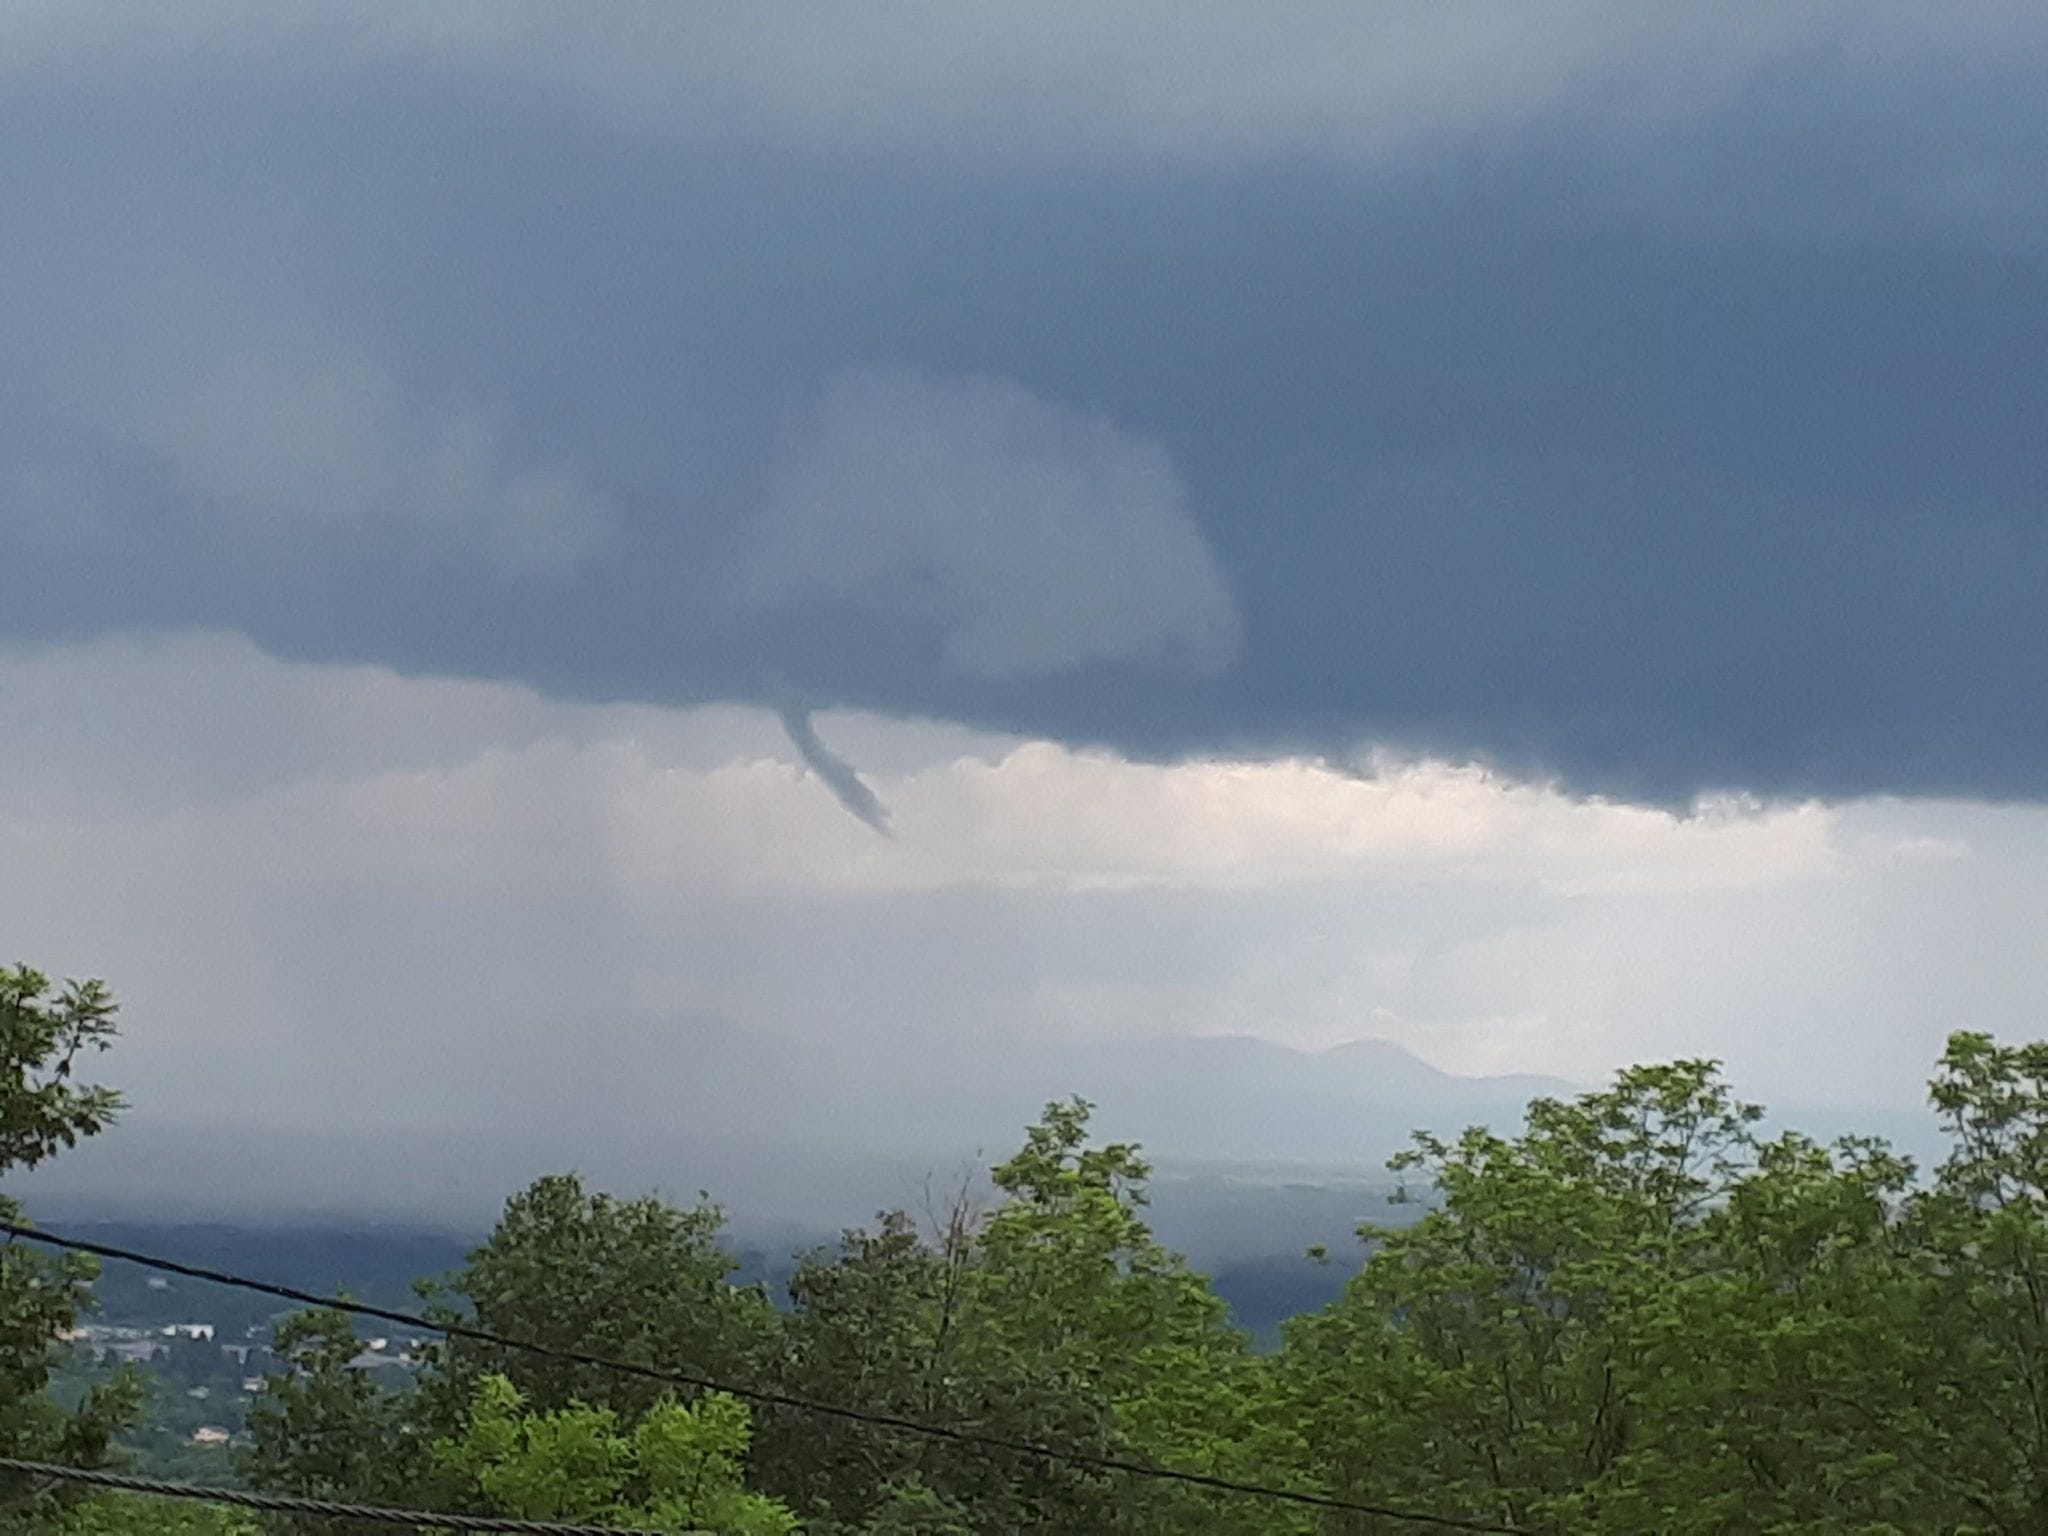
<box><xmin>3</xmin><ymin>5</ymin><xmax>2045</xmax><ymax>1223</ymax></box>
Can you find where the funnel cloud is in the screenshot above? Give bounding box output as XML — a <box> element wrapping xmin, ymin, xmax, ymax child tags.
<box><xmin>777</xmin><ymin>701</ymin><xmax>893</xmax><ymax>836</ymax></box>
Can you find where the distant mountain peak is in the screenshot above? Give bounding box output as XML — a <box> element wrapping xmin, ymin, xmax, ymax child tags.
<box><xmin>1147</xmin><ymin>1030</ymin><xmax>1573</xmax><ymax>1091</ymax></box>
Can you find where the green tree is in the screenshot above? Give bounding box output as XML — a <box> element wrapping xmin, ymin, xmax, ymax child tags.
<box><xmin>1895</xmin><ymin>1030</ymin><xmax>2048</xmax><ymax>1529</ymax></box>
<box><xmin>764</xmin><ymin>1100</ymin><xmax>1307</xmax><ymax>1535</ymax></box>
<box><xmin>954</xmin><ymin>1097</ymin><xmax>1306</xmax><ymax>1535</ymax></box>
<box><xmin>759</xmin><ymin>1209</ymin><xmax>972</xmax><ymax>1527</ymax></box>
<box><xmin>426</xmin><ymin>1373</ymin><xmax>794</xmax><ymax>1535</ymax></box>
<box><xmin>1563</xmin><ymin>1128</ymin><xmax>1938</xmax><ymax>1532</ymax></box>
<box><xmin>1273</xmin><ymin>1050</ymin><xmax>2045</xmax><ymax>1533</ymax></box>
<box><xmin>1279</xmin><ymin>1061</ymin><xmax>1790</xmax><ymax>1530</ymax></box>
<box><xmin>238</xmin><ymin>1308</ymin><xmax>424</xmax><ymax>1535</ymax></box>
<box><xmin>416</xmin><ymin>1176</ymin><xmax>780</xmax><ymax>1429</ymax></box>
<box><xmin>35</xmin><ymin>1495</ymin><xmax>257</xmax><ymax>1535</ymax></box>
<box><xmin>0</xmin><ymin>966</ymin><xmax>144</xmax><ymax>1524</ymax></box>
<box><xmin>851</xmin><ymin>1477</ymin><xmax>974</xmax><ymax>1535</ymax></box>
<box><xmin>245</xmin><ymin>1177</ymin><xmax>785</xmax><ymax>1525</ymax></box>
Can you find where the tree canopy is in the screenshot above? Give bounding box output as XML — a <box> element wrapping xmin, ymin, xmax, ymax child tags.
<box><xmin>0</xmin><ymin>966</ymin><xmax>144</xmax><ymax>1529</ymax></box>
<box><xmin>16</xmin><ymin>963</ymin><xmax>2048</xmax><ymax>1532</ymax></box>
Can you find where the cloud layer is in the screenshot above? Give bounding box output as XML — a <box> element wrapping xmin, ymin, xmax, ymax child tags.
<box><xmin>1</xmin><ymin>3</ymin><xmax>2044</xmax><ymax>803</ymax></box>
<box><xmin>3</xmin><ymin>636</ymin><xmax>2040</xmax><ymax>1227</ymax></box>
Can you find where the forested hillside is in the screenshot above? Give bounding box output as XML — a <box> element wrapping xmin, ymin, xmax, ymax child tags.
<box><xmin>10</xmin><ymin>965</ymin><xmax>2048</xmax><ymax>1532</ymax></box>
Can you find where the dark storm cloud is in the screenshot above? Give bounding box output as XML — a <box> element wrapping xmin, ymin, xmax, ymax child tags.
<box><xmin>3</xmin><ymin>6</ymin><xmax>2046</xmax><ymax>802</ymax></box>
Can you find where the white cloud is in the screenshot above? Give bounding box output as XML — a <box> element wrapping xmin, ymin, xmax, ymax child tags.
<box><xmin>740</xmin><ymin>370</ymin><xmax>1240</xmax><ymax>678</ymax></box>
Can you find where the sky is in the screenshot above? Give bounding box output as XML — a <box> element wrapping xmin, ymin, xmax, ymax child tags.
<box><xmin>3</xmin><ymin>5</ymin><xmax>2046</xmax><ymax>1229</ymax></box>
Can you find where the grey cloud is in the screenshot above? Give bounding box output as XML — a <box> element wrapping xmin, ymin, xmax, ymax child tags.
<box><xmin>0</xmin><ymin>16</ymin><xmax>2045</xmax><ymax>801</ymax></box>
<box><xmin>137</xmin><ymin>372</ymin><xmax>609</xmax><ymax>578</ymax></box>
<box><xmin>11</xmin><ymin>4</ymin><xmax>2047</xmax><ymax>234</ymax></box>
<box><xmin>742</xmin><ymin>370</ymin><xmax>1240</xmax><ymax>680</ymax></box>
<box><xmin>103</xmin><ymin>292</ymin><xmax>611</xmax><ymax>577</ymax></box>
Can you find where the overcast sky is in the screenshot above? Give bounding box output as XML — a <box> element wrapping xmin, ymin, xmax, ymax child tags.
<box><xmin>4</xmin><ymin>5</ymin><xmax>2046</xmax><ymax>1226</ymax></box>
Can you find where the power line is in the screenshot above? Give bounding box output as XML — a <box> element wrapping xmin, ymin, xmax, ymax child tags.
<box><xmin>0</xmin><ymin>1455</ymin><xmax>680</xmax><ymax>1534</ymax></box>
<box><xmin>3</xmin><ymin>1220</ymin><xmax>1521</xmax><ymax>1534</ymax></box>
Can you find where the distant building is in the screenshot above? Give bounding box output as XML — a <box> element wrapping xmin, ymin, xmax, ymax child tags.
<box><xmin>191</xmin><ymin>1427</ymin><xmax>230</xmax><ymax>1446</ymax></box>
<box><xmin>160</xmin><ymin>1323</ymin><xmax>215</xmax><ymax>1341</ymax></box>
<box><xmin>242</xmin><ymin>1377</ymin><xmax>265</xmax><ymax>1394</ymax></box>
<box><xmin>186</xmin><ymin>1386</ymin><xmax>210</xmax><ymax>1400</ymax></box>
